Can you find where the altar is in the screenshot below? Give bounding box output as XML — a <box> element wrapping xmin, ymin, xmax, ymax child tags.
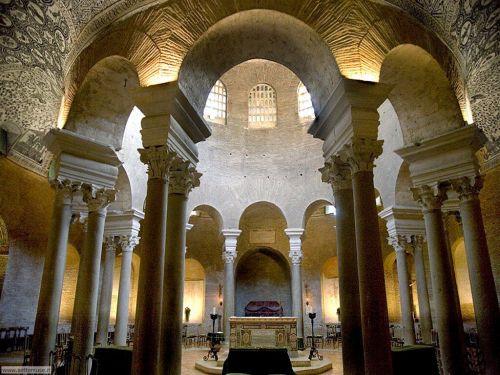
<box><xmin>229</xmin><ymin>316</ymin><xmax>298</xmax><ymax>354</ymax></box>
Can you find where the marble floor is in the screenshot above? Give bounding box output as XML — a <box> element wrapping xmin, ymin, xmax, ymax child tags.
<box><xmin>1</xmin><ymin>348</ymin><xmax>344</xmax><ymax>374</ymax></box>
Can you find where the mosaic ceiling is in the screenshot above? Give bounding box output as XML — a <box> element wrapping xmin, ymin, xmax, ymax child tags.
<box><xmin>0</xmin><ymin>0</ymin><xmax>498</xmax><ymax>174</ymax></box>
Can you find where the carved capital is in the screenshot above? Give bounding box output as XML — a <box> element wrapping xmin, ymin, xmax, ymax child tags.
<box><xmin>169</xmin><ymin>158</ymin><xmax>202</xmax><ymax>196</ymax></box>
<box><xmin>319</xmin><ymin>156</ymin><xmax>352</xmax><ymax>192</ymax></box>
<box><xmin>451</xmin><ymin>176</ymin><xmax>483</xmax><ymax>202</ymax></box>
<box><xmin>119</xmin><ymin>235</ymin><xmax>139</xmax><ymax>253</ymax></box>
<box><xmin>285</xmin><ymin>228</ymin><xmax>304</xmax><ymax>265</ymax></box>
<box><xmin>388</xmin><ymin>234</ymin><xmax>410</xmax><ymax>254</ymax></box>
<box><xmin>139</xmin><ymin>145</ymin><xmax>177</xmax><ymax>180</ymax></box>
<box><xmin>50</xmin><ymin>179</ymin><xmax>81</xmax><ymax>205</ymax></box>
<box><xmin>340</xmin><ymin>138</ymin><xmax>384</xmax><ymax>173</ymax></box>
<box><xmin>411</xmin><ymin>234</ymin><xmax>425</xmax><ymax>253</ymax></box>
<box><xmin>411</xmin><ymin>184</ymin><xmax>447</xmax><ymax>212</ymax></box>
<box><xmin>103</xmin><ymin>236</ymin><xmax>117</xmax><ymax>254</ymax></box>
<box><xmin>82</xmin><ymin>184</ymin><xmax>116</xmax><ymax>213</ymax></box>
<box><xmin>222</xmin><ymin>229</ymin><xmax>241</xmax><ymax>264</ymax></box>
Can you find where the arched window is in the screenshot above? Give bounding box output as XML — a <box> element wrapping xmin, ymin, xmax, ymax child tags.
<box><xmin>297</xmin><ymin>82</ymin><xmax>315</xmax><ymax>122</ymax></box>
<box><xmin>248</xmin><ymin>83</ymin><xmax>277</xmax><ymax>129</ymax></box>
<box><xmin>203</xmin><ymin>80</ymin><xmax>227</xmax><ymax>125</ymax></box>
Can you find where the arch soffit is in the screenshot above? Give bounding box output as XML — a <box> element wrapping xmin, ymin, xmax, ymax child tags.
<box><xmin>63</xmin><ymin>55</ymin><xmax>140</xmax><ymax>149</ymax></box>
<box><xmin>235</xmin><ymin>246</ymin><xmax>291</xmax><ymax>273</ymax></box>
<box><xmin>189</xmin><ymin>204</ymin><xmax>224</xmax><ymax>232</ymax></box>
<box><xmin>380</xmin><ymin>44</ymin><xmax>465</xmax><ymax>145</ymax></box>
<box><xmin>302</xmin><ymin>199</ymin><xmax>333</xmax><ymax>229</ymax></box>
<box><xmin>64</xmin><ymin>1</ymin><xmax>465</xmax><ymax>124</ymax></box>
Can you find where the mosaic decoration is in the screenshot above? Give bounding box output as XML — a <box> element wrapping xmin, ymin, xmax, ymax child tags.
<box><xmin>7</xmin><ymin>129</ymin><xmax>51</xmax><ymax>175</ymax></box>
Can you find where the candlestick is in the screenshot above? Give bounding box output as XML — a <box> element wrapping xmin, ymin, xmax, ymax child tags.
<box><xmin>212</xmin><ymin>306</ymin><xmax>216</xmax><ymax>315</ymax></box>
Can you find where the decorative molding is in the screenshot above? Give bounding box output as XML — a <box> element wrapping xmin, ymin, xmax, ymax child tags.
<box><xmin>104</xmin><ymin>236</ymin><xmax>118</xmax><ymax>253</ymax></box>
<box><xmin>285</xmin><ymin>228</ymin><xmax>304</xmax><ymax>265</ymax></box>
<box><xmin>411</xmin><ymin>184</ymin><xmax>447</xmax><ymax>212</ymax></box>
<box><xmin>450</xmin><ymin>175</ymin><xmax>483</xmax><ymax>202</ymax></box>
<box><xmin>119</xmin><ymin>234</ymin><xmax>139</xmax><ymax>253</ymax></box>
<box><xmin>222</xmin><ymin>229</ymin><xmax>241</xmax><ymax>264</ymax></box>
<box><xmin>82</xmin><ymin>184</ymin><xmax>116</xmax><ymax>212</ymax></box>
<box><xmin>388</xmin><ymin>234</ymin><xmax>411</xmax><ymax>254</ymax></box>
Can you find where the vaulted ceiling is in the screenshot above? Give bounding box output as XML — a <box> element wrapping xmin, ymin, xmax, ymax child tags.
<box><xmin>0</xmin><ymin>0</ymin><xmax>498</xmax><ymax>174</ymax></box>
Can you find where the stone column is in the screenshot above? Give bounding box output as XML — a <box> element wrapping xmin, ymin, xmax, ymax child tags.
<box><xmin>412</xmin><ymin>185</ymin><xmax>466</xmax><ymax>375</ymax></box>
<box><xmin>71</xmin><ymin>186</ymin><xmax>115</xmax><ymax>375</ymax></box>
<box><xmin>159</xmin><ymin>160</ymin><xmax>201</xmax><ymax>375</ymax></box>
<box><xmin>132</xmin><ymin>146</ymin><xmax>174</xmax><ymax>375</ymax></box>
<box><xmin>389</xmin><ymin>234</ymin><xmax>416</xmax><ymax>345</ymax></box>
<box><xmin>31</xmin><ymin>180</ymin><xmax>77</xmax><ymax>366</ymax></box>
<box><xmin>451</xmin><ymin>176</ymin><xmax>500</xmax><ymax>375</ymax></box>
<box><xmin>222</xmin><ymin>229</ymin><xmax>241</xmax><ymax>341</ymax></box>
<box><xmin>285</xmin><ymin>228</ymin><xmax>305</xmax><ymax>344</ymax></box>
<box><xmin>96</xmin><ymin>236</ymin><xmax>117</xmax><ymax>346</ymax></box>
<box><xmin>411</xmin><ymin>235</ymin><xmax>433</xmax><ymax>344</ymax></box>
<box><xmin>114</xmin><ymin>235</ymin><xmax>139</xmax><ymax>346</ymax></box>
<box><xmin>320</xmin><ymin>156</ymin><xmax>364</xmax><ymax>375</ymax></box>
<box><xmin>341</xmin><ymin>138</ymin><xmax>392</xmax><ymax>375</ymax></box>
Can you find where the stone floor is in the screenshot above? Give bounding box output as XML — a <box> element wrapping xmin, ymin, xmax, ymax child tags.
<box><xmin>0</xmin><ymin>348</ymin><xmax>344</xmax><ymax>374</ymax></box>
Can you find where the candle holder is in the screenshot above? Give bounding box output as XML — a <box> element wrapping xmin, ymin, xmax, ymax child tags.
<box><xmin>203</xmin><ymin>313</ymin><xmax>222</xmax><ymax>361</ymax></box>
<box><xmin>308</xmin><ymin>312</ymin><xmax>323</xmax><ymax>361</ymax></box>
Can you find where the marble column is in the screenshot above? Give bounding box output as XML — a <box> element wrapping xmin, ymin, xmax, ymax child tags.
<box><xmin>159</xmin><ymin>161</ymin><xmax>201</xmax><ymax>375</ymax></box>
<box><xmin>31</xmin><ymin>180</ymin><xmax>77</xmax><ymax>366</ymax></box>
<box><xmin>71</xmin><ymin>186</ymin><xmax>115</xmax><ymax>375</ymax></box>
<box><xmin>132</xmin><ymin>146</ymin><xmax>174</xmax><ymax>375</ymax></box>
<box><xmin>320</xmin><ymin>156</ymin><xmax>364</xmax><ymax>375</ymax></box>
<box><xmin>222</xmin><ymin>229</ymin><xmax>241</xmax><ymax>340</ymax></box>
<box><xmin>412</xmin><ymin>185</ymin><xmax>467</xmax><ymax>375</ymax></box>
<box><xmin>389</xmin><ymin>235</ymin><xmax>416</xmax><ymax>345</ymax></box>
<box><xmin>411</xmin><ymin>235</ymin><xmax>433</xmax><ymax>344</ymax></box>
<box><xmin>341</xmin><ymin>138</ymin><xmax>392</xmax><ymax>375</ymax></box>
<box><xmin>451</xmin><ymin>176</ymin><xmax>500</xmax><ymax>375</ymax></box>
<box><xmin>285</xmin><ymin>228</ymin><xmax>305</xmax><ymax>344</ymax></box>
<box><xmin>96</xmin><ymin>236</ymin><xmax>117</xmax><ymax>346</ymax></box>
<box><xmin>114</xmin><ymin>235</ymin><xmax>139</xmax><ymax>346</ymax></box>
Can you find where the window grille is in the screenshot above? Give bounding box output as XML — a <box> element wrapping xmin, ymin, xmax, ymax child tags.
<box><xmin>248</xmin><ymin>83</ymin><xmax>277</xmax><ymax>129</ymax></box>
<box><xmin>203</xmin><ymin>80</ymin><xmax>227</xmax><ymax>125</ymax></box>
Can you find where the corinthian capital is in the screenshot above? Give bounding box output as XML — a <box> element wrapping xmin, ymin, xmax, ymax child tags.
<box><xmin>82</xmin><ymin>184</ymin><xmax>116</xmax><ymax>213</ymax></box>
<box><xmin>411</xmin><ymin>184</ymin><xmax>447</xmax><ymax>212</ymax></box>
<box><xmin>450</xmin><ymin>176</ymin><xmax>483</xmax><ymax>202</ymax></box>
<box><xmin>339</xmin><ymin>138</ymin><xmax>384</xmax><ymax>173</ymax></box>
<box><xmin>319</xmin><ymin>156</ymin><xmax>352</xmax><ymax>192</ymax></box>
<box><xmin>139</xmin><ymin>145</ymin><xmax>177</xmax><ymax>180</ymax></box>
<box><xmin>50</xmin><ymin>179</ymin><xmax>82</xmax><ymax>204</ymax></box>
<box><xmin>119</xmin><ymin>235</ymin><xmax>139</xmax><ymax>253</ymax></box>
<box><xmin>285</xmin><ymin>228</ymin><xmax>304</xmax><ymax>265</ymax></box>
<box><xmin>388</xmin><ymin>234</ymin><xmax>410</xmax><ymax>254</ymax></box>
<box><xmin>169</xmin><ymin>158</ymin><xmax>202</xmax><ymax>196</ymax></box>
<box><xmin>222</xmin><ymin>229</ymin><xmax>241</xmax><ymax>264</ymax></box>
<box><xmin>103</xmin><ymin>236</ymin><xmax>118</xmax><ymax>253</ymax></box>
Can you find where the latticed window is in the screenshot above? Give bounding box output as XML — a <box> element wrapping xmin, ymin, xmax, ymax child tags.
<box><xmin>248</xmin><ymin>83</ymin><xmax>277</xmax><ymax>129</ymax></box>
<box><xmin>297</xmin><ymin>82</ymin><xmax>315</xmax><ymax>122</ymax></box>
<box><xmin>203</xmin><ymin>80</ymin><xmax>227</xmax><ymax>125</ymax></box>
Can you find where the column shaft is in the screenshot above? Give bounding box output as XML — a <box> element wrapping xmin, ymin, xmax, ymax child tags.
<box><xmin>70</xmin><ymin>200</ymin><xmax>110</xmax><ymax>375</ymax></box>
<box><xmin>223</xmin><ymin>261</ymin><xmax>235</xmax><ymax>340</ymax></box>
<box><xmin>291</xmin><ymin>263</ymin><xmax>304</xmax><ymax>340</ymax></box>
<box><xmin>131</xmin><ymin>177</ymin><xmax>168</xmax><ymax>375</ymax></box>
<box><xmin>421</xmin><ymin>204</ymin><xmax>466</xmax><ymax>374</ymax></box>
<box><xmin>159</xmin><ymin>193</ymin><xmax>188</xmax><ymax>375</ymax></box>
<box><xmin>96</xmin><ymin>238</ymin><xmax>116</xmax><ymax>346</ymax></box>
<box><xmin>334</xmin><ymin>187</ymin><xmax>364</xmax><ymax>375</ymax></box>
<box><xmin>31</xmin><ymin>182</ymin><xmax>73</xmax><ymax>366</ymax></box>
<box><xmin>394</xmin><ymin>244</ymin><xmax>416</xmax><ymax>345</ymax></box>
<box><xmin>413</xmin><ymin>238</ymin><xmax>432</xmax><ymax>344</ymax></box>
<box><xmin>352</xmin><ymin>170</ymin><xmax>392</xmax><ymax>375</ymax></box>
<box><xmin>456</xmin><ymin>186</ymin><xmax>500</xmax><ymax>375</ymax></box>
<box><xmin>114</xmin><ymin>241</ymin><xmax>135</xmax><ymax>346</ymax></box>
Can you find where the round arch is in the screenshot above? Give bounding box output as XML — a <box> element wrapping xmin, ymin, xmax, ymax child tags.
<box><xmin>320</xmin><ymin>256</ymin><xmax>340</xmax><ymax>323</ymax></box>
<box><xmin>451</xmin><ymin>238</ymin><xmax>474</xmax><ymax>321</ymax></box>
<box><xmin>235</xmin><ymin>247</ymin><xmax>292</xmax><ymax>317</ymax></box>
<box><xmin>63</xmin><ymin>55</ymin><xmax>140</xmax><ymax>149</ymax></box>
<box><xmin>183</xmin><ymin>258</ymin><xmax>206</xmax><ymax>323</ymax></box>
<box><xmin>380</xmin><ymin>44</ymin><xmax>465</xmax><ymax>146</ymax></box>
<box><xmin>59</xmin><ymin>244</ymin><xmax>80</xmax><ymax>324</ymax></box>
<box><xmin>189</xmin><ymin>204</ymin><xmax>224</xmax><ymax>233</ymax></box>
<box><xmin>178</xmin><ymin>9</ymin><xmax>340</xmax><ymax>115</ymax></box>
<box><xmin>302</xmin><ymin>199</ymin><xmax>333</xmax><ymax>229</ymax></box>
<box><xmin>238</xmin><ymin>201</ymin><xmax>288</xmax><ymax>229</ymax></box>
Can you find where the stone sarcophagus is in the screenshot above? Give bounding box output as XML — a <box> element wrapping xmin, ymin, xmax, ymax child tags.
<box><xmin>229</xmin><ymin>317</ymin><xmax>298</xmax><ymax>354</ymax></box>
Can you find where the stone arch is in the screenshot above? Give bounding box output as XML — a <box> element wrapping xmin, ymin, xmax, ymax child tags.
<box><xmin>178</xmin><ymin>9</ymin><xmax>341</xmax><ymax>115</ymax></box>
<box><xmin>451</xmin><ymin>238</ymin><xmax>474</xmax><ymax>321</ymax></box>
<box><xmin>109</xmin><ymin>166</ymin><xmax>133</xmax><ymax>213</ymax></box>
<box><xmin>383</xmin><ymin>251</ymin><xmax>401</xmax><ymax>322</ymax></box>
<box><xmin>320</xmin><ymin>256</ymin><xmax>340</xmax><ymax>323</ymax></box>
<box><xmin>238</xmin><ymin>201</ymin><xmax>288</xmax><ymax>229</ymax></box>
<box><xmin>380</xmin><ymin>44</ymin><xmax>465</xmax><ymax>145</ymax></box>
<box><xmin>59</xmin><ymin>243</ymin><xmax>80</xmax><ymax>324</ymax></box>
<box><xmin>302</xmin><ymin>199</ymin><xmax>333</xmax><ymax>229</ymax></box>
<box><xmin>394</xmin><ymin>162</ymin><xmax>418</xmax><ymax>208</ymax></box>
<box><xmin>188</xmin><ymin>204</ymin><xmax>224</xmax><ymax>233</ymax></box>
<box><xmin>63</xmin><ymin>55</ymin><xmax>141</xmax><ymax>149</ymax></box>
<box><xmin>235</xmin><ymin>247</ymin><xmax>292</xmax><ymax>317</ymax></box>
